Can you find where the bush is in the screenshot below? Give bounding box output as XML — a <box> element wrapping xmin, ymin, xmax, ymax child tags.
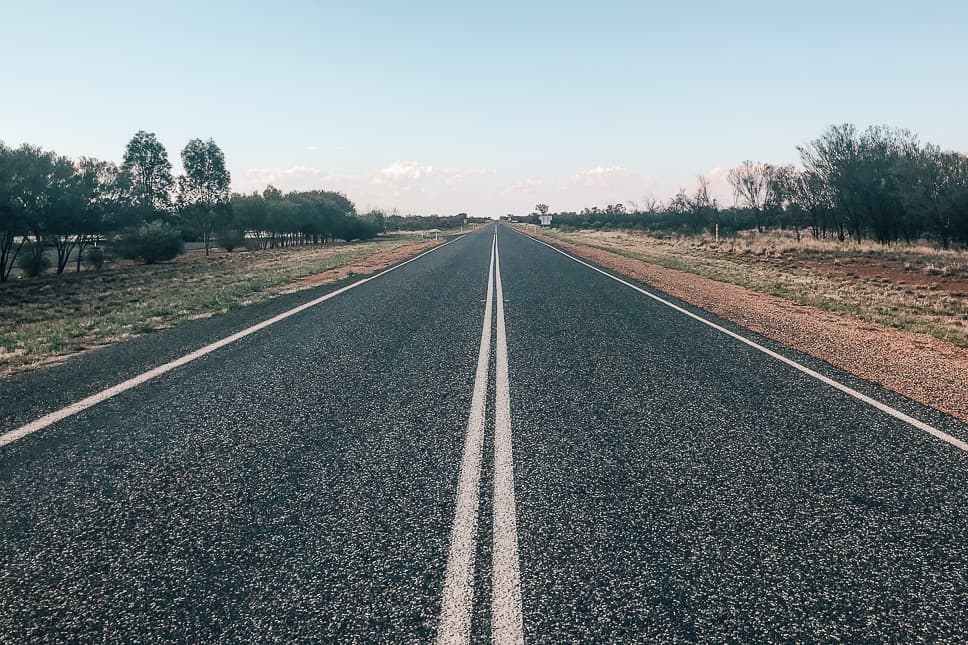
<box><xmin>17</xmin><ymin>245</ymin><xmax>51</xmax><ymax>277</ymax></box>
<box><xmin>83</xmin><ymin>246</ymin><xmax>105</xmax><ymax>270</ymax></box>
<box><xmin>115</xmin><ymin>223</ymin><xmax>185</xmax><ymax>264</ymax></box>
<box><xmin>217</xmin><ymin>229</ymin><xmax>245</xmax><ymax>252</ymax></box>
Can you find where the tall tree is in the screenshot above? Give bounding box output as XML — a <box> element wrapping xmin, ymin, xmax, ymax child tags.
<box><xmin>177</xmin><ymin>138</ymin><xmax>231</xmax><ymax>254</ymax></box>
<box><xmin>121</xmin><ymin>130</ymin><xmax>174</xmax><ymax>217</ymax></box>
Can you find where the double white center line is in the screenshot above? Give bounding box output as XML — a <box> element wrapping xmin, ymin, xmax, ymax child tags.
<box><xmin>437</xmin><ymin>231</ymin><xmax>524</xmax><ymax>644</ymax></box>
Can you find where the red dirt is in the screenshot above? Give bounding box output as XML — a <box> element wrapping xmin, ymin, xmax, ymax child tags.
<box><xmin>802</xmin><ymin>258</ymin><xmax>968</xmax><ymax>294</ymax></box>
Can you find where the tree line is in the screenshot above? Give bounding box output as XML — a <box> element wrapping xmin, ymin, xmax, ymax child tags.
<box><xmin>0</xmin><ymin>132</ymin><xmax>382</xmax><ymax>281</ymax></box>
<box><xmin>383</xmin><ymin>212</ymin><xmax>486</xmax><ymax>231</ymax></box>
<box><xmin>531</xmin><ymin>124</ymin><xmax>968</xmax><ymax>247</ymax></box>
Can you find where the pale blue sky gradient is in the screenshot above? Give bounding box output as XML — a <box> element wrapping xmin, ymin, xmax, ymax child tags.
<box><xmin>2</xmin><ymin>0</ymin><xmax>966</xmax><ymax>216</ymax></box>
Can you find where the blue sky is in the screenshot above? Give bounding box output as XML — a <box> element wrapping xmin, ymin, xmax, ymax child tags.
<box><xmin>2</xmin><ymin>0</ymin><xmax>966</xmax><ymax>216</ymax></box>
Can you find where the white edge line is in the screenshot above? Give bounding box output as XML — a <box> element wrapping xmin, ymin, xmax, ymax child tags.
<box><xmin>436</xmin><ymin>232</ymin><xmax>496</xmax><ymax>645</ymax></box>
<box><xmin>519</xmin><ymin>230</ymin><xmax>968</xmax><ymax>453</ymax></box>
<box><xmin>491</xmin><ymin>233</ymin><xmax>525</xmax><ymax>644</ymax></box>
<box><xmin>0</xmin><ymin>236</ymin><xmax>463</xmax><ymax>448</ymax></box>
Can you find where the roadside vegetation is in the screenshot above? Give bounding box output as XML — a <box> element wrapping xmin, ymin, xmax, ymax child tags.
<box><xmin>384</xmin><ymin>212</ymin><xmax>482</xmax><ymax>232</ymax></box>
<box><xmin>0</xmin><ymin>132</ymin><xmax>389</xmax><ymax>283</ymax></box>
<box><xmin>516</xmin><ymin>123</ymin><xmax>968</xmax><ymax>345</ymax></box>
<box><xmin>525</xmin><ymin>123</ymin><xmax>968</xmax><ymax>248</ymax></box>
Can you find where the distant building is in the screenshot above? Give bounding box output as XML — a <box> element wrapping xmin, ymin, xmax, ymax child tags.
<box><xmin>539</xmin><ymin>215</ymin><xmax>553</xmax><ymax>226</ymax></box>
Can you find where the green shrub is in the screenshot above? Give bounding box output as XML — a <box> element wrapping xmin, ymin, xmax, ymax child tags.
<box><xmin>218</xmin><ymin>229</ymin><xmax>245</xmax><ymax>252</ymax></box>
<box><xmin>83</xmin><ymin>246</ymin><xmax>105</xmax><ymax>270</ymax></box>
<box><xmin>116</xmin><ymin>223</ymin><xmax>185</xmax><ymax>264</ymax></box>
<box><xmin>17</xmin><ymin>245</ymin><xmax>51</xmax><ymax>277</ymax></box>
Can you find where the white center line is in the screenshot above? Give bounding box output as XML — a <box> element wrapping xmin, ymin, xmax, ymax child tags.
<box><xmin>491</xmin><ymin>234</ymin><xmax>525</xmax><ymax>644</ymax></box>
<box><xmin>437</xmin><ymin>233</ymin><xmax>496</xmax><ymax>644</ymax></box>
<box><xmin>0</xmin><ymin>238</ymin><xmax>461</xmax><ymax>448</ymax></box>
<box><xmin>522</xmin><ymin>230</ymin><xmax>968</xmax><ymax>453</ymax></box>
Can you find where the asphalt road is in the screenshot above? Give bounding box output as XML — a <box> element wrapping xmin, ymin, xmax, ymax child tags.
<box><xmin>1</xmin><ymin>224</ymin><xmax>966</xmax><ymax>642</ymax></box>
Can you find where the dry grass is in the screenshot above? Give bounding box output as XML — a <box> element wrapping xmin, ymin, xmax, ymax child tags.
<box><xmin>0</xmin><ymin>237</ymin><xmax>425</xmax><ymax>375</ymax></box>
<box><xmin>538</xmin><ymin>228</ymin><xmax>968</xmax><ymax>347</ymax></box>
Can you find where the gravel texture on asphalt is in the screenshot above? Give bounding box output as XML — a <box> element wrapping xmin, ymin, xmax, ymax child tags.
<box><xmin>498</xmin><ymin>227</ymin><xmax>968</xmax><ymax>642</ymax></box>
<box><xmin>0</xmin><ymin>232</ymin><xmax>492</xmax><ymax>642</ymax></box>
<box><xmin>2</xmin><ymin>224</ymin><xmax>966</xmax><ymax>642</ymax></box>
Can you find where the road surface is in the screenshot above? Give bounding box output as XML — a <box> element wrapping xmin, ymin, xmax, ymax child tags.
<box><xmin>2</xmin><ymin>224</ymin><xmax>966</xmax><ymax>642</ymax></box>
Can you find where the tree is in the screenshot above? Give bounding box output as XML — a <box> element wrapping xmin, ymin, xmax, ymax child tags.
<box><xmin>898</xmin><ymin>145</ymin><xmax>968</xmax><ymax>248</ymax></box>
<box><xmin>69</xmin><ymin>158</ymin><xmax>122</xmax><ymax>271</ymax></box>
<box><xmin>177</xmin><ymin>138</ymin><xmax>231</xmax><ymax>254</ymax></box>
<box><xmin>5</xmin><ymin>145</ymin><xmax>72</xmax><ymax>277</ymax></box>
<box><xmin>727</xmin><ymin>161</ymin><xmax>783</xmax><ymax>231</ymax></box>
<box><xmin>536</xmin><ymin>203</ymin><xmax>549</xmax><ymax>216</ymax></box>
<box><xmin>798</xmin><ymin>124</ymin><xmax>920</xmax><ymax>243</ymax></box>
<box><xmin>121</xmin><ymin>130</ymin><xmax>174</xmax><ymax>217</ymax></box>
<box><xmin>786</xmin><ymin>168</ymin><xmax>835</xmax><ymax>240</ymax></box>
<box><xmin>0</xmin><ymin>142</ymin><xmax>26</xmax><ymax>281</ymax></box>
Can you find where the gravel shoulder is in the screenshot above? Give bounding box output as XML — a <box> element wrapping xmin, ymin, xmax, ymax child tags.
<box><xmin>521</xmin><ymin>228</ymin><xmax>968</xmax><ymax>424</ymax></box>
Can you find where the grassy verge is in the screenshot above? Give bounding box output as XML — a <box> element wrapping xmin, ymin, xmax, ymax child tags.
<box><xmin>531</xmin><ymin>227</ymin><xmax>968</xmax><ymax>347</ymax></box>
<box><xmin>0</xmin><ymin>237</ymin><xmax>426</xmax><ymax>375</ymax></box>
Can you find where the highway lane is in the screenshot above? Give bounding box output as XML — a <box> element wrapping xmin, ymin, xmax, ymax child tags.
<box><xmin>498</xmin><ymin>226</ymin><xmax>968</xmax><ymax>642</ymax></box>
<box><xmin>2</xmin><ymin>222</ymin><xmax>967</xmax><ymax>642</ymax></box>
<box><xmin>0</xmin><ymin>230</ymin><xmax>494</xmax><ymax>641</ymax></box>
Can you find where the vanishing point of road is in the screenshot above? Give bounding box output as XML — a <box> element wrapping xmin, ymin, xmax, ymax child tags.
<box><xmin>2</xmin><ymin>224</ymin><xmax>966</xmax><ymax>642</ymax></box>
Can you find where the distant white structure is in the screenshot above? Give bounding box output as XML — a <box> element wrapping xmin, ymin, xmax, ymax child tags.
<box><xmin>539</xmin><ymin>215</ymin><xmax>552</xmax><ymax>226</ymax></box>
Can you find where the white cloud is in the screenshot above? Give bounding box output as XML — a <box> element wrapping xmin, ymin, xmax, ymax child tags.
<box><xmin>304</xmin><ymin>145</ymin><xmax>320</xmax><ymax>151</ymax></box>
<box><xmin>569</xmin><ymin>165</ymin><xmax>628</xmax><ymax>186</ymax></box>
<box><xmin>371</xmin><ymin>160</ymin><xmax>436</xmax><ymax>185</ymax></box>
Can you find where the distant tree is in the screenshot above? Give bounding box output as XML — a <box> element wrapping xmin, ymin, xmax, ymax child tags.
<box><xmin>897</xmin><ymin>145</ymin><xmax>968</xmax><ymax>248</ymax></box>
<box><xmin>798</xmin><ymin>124</ymin><xmax>920</xmax><ymax>243</ymax></box>
<box><xmin>231</xmin><ymin>191</ymin><xmax>268</xmax><ymax>248</ymax></box>
<box><xmin>727</xmin><ymin>161</ymin><xmax>782</xmax><ymax>231</ymax></box>
<box><xmin>786</xmin><ymin>167</ymin><xmax>835</xmax><ymax>240</ymax></box>
<box><xmin>177</xmin><ymin>138</ymin><xmax>231</xmax><ymax>254</ymax></box>
<box><xmin>536</xmin><ymin>203</ymin><xmax>549</xmax><ymax>216</ymax></box>
<box><xmin>121</xmin><ymin>131</ymin><xmax>174</xmax><ymax>217</ymax></box>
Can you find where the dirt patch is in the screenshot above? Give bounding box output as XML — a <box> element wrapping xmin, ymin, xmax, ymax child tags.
<box><xmin>281</xmin><ymin>240</ymin><xmax>441</xmax><ymax>292</ymax></box>
<box><xmin>804</xmin><ymin>258</ymin><xmax>968</xmax><ymax>294</ymax></box>
<box><xmin>526</xmin><ymin>230</ymin><xmax>968</xmax><ymax>424</ymax></box>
